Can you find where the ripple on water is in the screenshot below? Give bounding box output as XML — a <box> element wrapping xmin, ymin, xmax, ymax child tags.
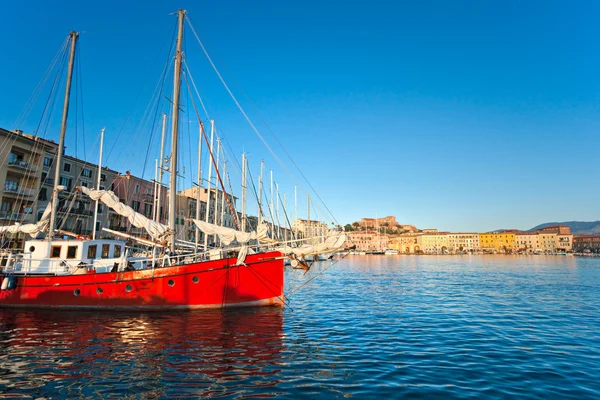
<box><xmin>0</xmin><ymin>256</ymin><xmax>600</xmax><ymax>398</ymax></box>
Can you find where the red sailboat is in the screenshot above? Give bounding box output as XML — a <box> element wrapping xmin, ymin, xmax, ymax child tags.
<box><xmin>0</xmin><ymin>10</ymin><xmax>285</xmax><ymax>310</ymax></box>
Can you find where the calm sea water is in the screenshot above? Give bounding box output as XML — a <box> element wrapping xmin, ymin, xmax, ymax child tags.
<box><xmin>1</xmin><ymin>255</ymin><xmax>600</xmax><ymax>399</ymax></box>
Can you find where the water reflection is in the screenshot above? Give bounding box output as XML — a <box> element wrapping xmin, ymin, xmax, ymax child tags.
<box><xmin>0</xmin><ymin>308</ymin><xmax>284</xmax><ymax>398</ymax></box>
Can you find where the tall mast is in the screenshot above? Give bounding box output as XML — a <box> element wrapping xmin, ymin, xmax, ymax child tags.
<box><xmin>307</xmin><ymin>194</ymin><xmax>311</xmax><ymax>240</ymax></box>
<box><xmin>49</xmin><ymin>31</ymin><xmax>78</xmax><ymax>239</ymax></box>
<box><xmin>258</xmin><ymin>160</ymin><xmax>264</xmax><ymax>223</ymax></box>
<box><xmin>203</xmin><ymin>120</ymin><xmax>215</xmax><ymax>250</ymax></box>
<box><xmin>156</xmin><ymin>113</ymin><xmax>167</xmax><ymax>224</ymax></box>
<box><xmin>283</xmin><ymin>193</ymin><xmax>287</xmax><ymax>241</ymax></box>
<box><xmin>195</xmin><ymin>124</ymin><xmax>203</xmax><ymax>251</ymax></box>
<box><xmin>241</xmin><ymin>153</ymin><xmax>247</xmax><ymax>232</ymax></box>
<box><xmin>168</xmin><ymin>9</ymin><xmax>185</xmax><ymax>252</ymax></box>
<box><xmin>92</xmin><ymin>128</ymin><xmax>104</xmax><ymax>240</ymax></box>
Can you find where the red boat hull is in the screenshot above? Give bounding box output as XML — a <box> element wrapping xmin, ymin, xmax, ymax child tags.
<box><xmin>0</xmin><ymin>251</ymin><xmax>284</xmax><ymax>310</ymax></box>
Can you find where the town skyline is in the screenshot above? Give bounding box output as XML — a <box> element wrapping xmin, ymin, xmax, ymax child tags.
<box><xmin>1</xmin><ymin>1</ymin><xmax>599</xmax><ymax>232</ymax></box>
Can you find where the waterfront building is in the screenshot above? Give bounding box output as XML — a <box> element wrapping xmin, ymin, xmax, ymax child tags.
<box><xmin>0</xmin><ymin>128</ymin><xmax>57</xmax><ymax>248</ymax></box>
<box><xmin>516</xmin><ymin>232</ymin><xmax>541</xmax><ymax>253</ymax></box>
<box><xmin>40</xmin><ymin>154</ymin><xmax>119</xmax><ymax>238</ymax></box>
<box><xmin>389</xmin><ymin>233</ymin><xmax>422</xmax><ymax>254</ymax></box>
<box><xmin>421</xmin><ymin>232</ymin><xmax>449</xmax><ymax>254</ymax></box>
<box><xmin>447</xmin><ymin>233</ymin><xmax>480</xmax><ymax>253</ymax></box>
<box><xmin>538</xmin><ymin>233</ymin><xmax>557</xmax><ymax>253</ymax></box>
<box><xmin>573</xmin><ymin>235</ymin><xmax>600</xmax><ymax>253</ymax></box>
<box><xmin>480</xmin><ymin>231</ymin><xmax>517</xmax><ymax>253</ymax></box>
<box><xmin>555</xmin><ymin>234</ymin><xmax>573</xmax><ymax>252</ymax></box>
<box><xmin>293</xmin><ymin>218</ymin><xmax>330</xmax><ymax>240</ymax></box>
<box><xmin>110</xmin><ymin>172</ymin><xmax>168</xmax><ymax>240</ymax></box>
<box><xmin>347</xmin><ymin>230</ymin><xmax>390</xmax><ymax>252</ymax></box>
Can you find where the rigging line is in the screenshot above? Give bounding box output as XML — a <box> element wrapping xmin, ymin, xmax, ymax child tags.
<box><xmin>140</xmin><ymin>60</ymin><xmax>171</xmax><ymax>182</ymax></box>
<box><xmin>11</xmin><ymin>37</ymin><xmax>69</xmax><ymax>131</ymax></box>
<box><xmin>182</xmin><ymin>66</ymin><xmax>240</xmax><ymax>230</ymax></box>
<box><xmin>182</xmin><ymin>59</ymin><xmax>244</xmax><ymax>179</ymax></box>
<box><xmin>106</xmin><ymin>19</ymin><xmax>178</xmax><ymax>163</ymax></box>
<box><xmin>185</xmin><ymin>16</ymin><xmax>339</xmax><ymax>227</ymax></box>
<box><xmin>1</xmin><ymin>42</ymin><xmax>70</xmax><ymax>226</ymax></box>
<box><xmin>277</xmin><ymin>186</ymin><xmax>295</xmax><ymax>236</ymax></box>
<box><xmin>181</xmin><ymin>58</ymin><xmax>211</xmax><ymax>121</ymax></box>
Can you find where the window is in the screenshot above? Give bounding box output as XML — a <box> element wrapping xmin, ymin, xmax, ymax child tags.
<box><xmin>88</xmin><ymin>245</ymin><xmax>97</xmax><ymax>259</ymax></box>
<box><xmin>134</xmin><ymin>184</ymin><xmax>140</xmax><ymax>194</ymax></box>
<box><xmin>131</xmin><ymin>200</ymin><xmax>140</xmax><ymax>211</ymax></box>
<box><xmin>96</xmin><ymin>221</ymin><xmax>101</xmax><ymax>231</ymax></box>
<box><xmin>101</xmin><ymin>173</ymin><xmax>106</xmax><ymax>182</ymax></box>
<box><xmin>51</xmin><ymin>246</ymin><xmax>61</xmax><ymax>258</ymax></box>
<box><xmin>101</xmin><ymin>244</ymin><xmax>110</xmax><ymax>258</ymax></box>
<box><xmin>43</xmin><ymin>156</ymin><xmax>52</xmax><ymax>167</ymax></box>
<box><xmin>66</xmin><ymin>246</ymin><xmax>78</xmax><ymax>259</ymax></box>
<box><xmin>63</xmin><ymin>163</ymin><xmax>71</xmax><ymax>172</ymax></box>
<box><xmin>82</xmin><ymin>169</ymin><xmax>92</xmax><ymax>178</ymax></box>
<box><xmin>114</xmin><ymin>245</ymin><xmax>121</xmax><ymax>258</ymax></box>
<box><xmin>41</xmin><ymin>172</ymin><xmax>47</xmax><ymax>182</ymax></box>
<box><xmin>59</xmin><ymin>177</ymin><xmax>72</xmax><ymax>189</ymax></box>
<box><xmin>99</xmin><ymin>186</ymin><xmax>105</xmax><ymax>190</ymax></box>
<box><xmin>144</xmin><ymin>203</ymin><xmax>152</xmax><ymax>217</ymax></box>
<box><xmin>97</xmin><ymin>204</ymin><xmax>103</xmax><ymax>214</ymax></box>
<box><xmin>81</xmin><ymin>181</ymin><xmax>88</xmax><ymax>187</ymax></box>
<box><xmin>4</xmin><ymin>179</ymin><xmax>18</xmax><ymax>191</ymax></box>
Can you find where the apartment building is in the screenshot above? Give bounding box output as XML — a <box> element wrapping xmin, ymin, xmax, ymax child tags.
<box><xmin>389</xmin><ymin>233</ymin><xmax>422</xmax><ymax>254</ymax></box>
<box><xmin>421</xmin><ymin>232</ymin><xmax>449</xmax><ymax>254</ymax></box>
<box><xmin>573</xmin><ymin>235</ymin><xmax>600</xmax><ymax>253</ymax></box>
<box><xmin>346</xmin><ymin>230</ymin><xmax>389</xmax><ymax>252</ymax></box>
<box><xmin>480</xmin><ymin>232</ymin><xmax>517</xmax><ymax>253</ymax></box>
<box><xmin>447</xmin><ymin>233</ymin><xmax>480</xmax><ymax>253</ymax></box>
<box><xmin>0</xmin><ymin>128</ymin><xmax>58</xmax><ymax>248</ymax></box>
<box><xmin>38</xmin><ymin>153</ymin><xmax>120</xmax><ymax>238</ymax></box>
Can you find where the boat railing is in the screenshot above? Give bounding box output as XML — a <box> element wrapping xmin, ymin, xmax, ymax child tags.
<box><xmin>7</xmin><ymin>254</ymin><xmax>74</xmax><ymax>275</ymax></box>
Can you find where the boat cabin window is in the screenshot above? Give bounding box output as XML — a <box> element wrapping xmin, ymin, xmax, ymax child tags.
<box><xmin>66</xmin><ymin>246</ymin><xmax>78</xmax><ymax>259</ymax></box>
<box><xmin>87</xmin><ymin>245</ymin><xmax>97</xmax><ymax>259</ymax></box>
<box><xmin>51</xmin><ymin>246</ymin><xmax>61</xmax><ymax>258</ymax></box>
<box><xmin>101</xmin><ymin>244</ymin><xmax>110</xmax><ymax>259</ymax></box>
<box><xmin>114</xmin><ymin>245</ymin><xmax>121</xmax><ymax>258</ymax></box>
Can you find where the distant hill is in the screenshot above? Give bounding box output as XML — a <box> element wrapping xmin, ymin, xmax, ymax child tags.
<box><xmin>529</xmin><ymin>221</ymin><xmax>600</xmax><ymax>235</ymax></box>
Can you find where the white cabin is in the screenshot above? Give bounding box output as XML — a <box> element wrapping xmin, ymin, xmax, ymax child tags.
<box><xmin>13</xmin><ymin>238</ymin><xmax>129</xmax><ymax>275</ymax></box>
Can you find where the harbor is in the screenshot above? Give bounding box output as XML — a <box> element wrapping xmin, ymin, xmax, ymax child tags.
<box><xmin>1</xmin><ymin>255</ymin><xmax>599</xmax><ymax>398</ymax></box>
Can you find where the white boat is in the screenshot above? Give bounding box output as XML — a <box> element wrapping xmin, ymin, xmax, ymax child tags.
<box><xmin>384</xmin><ymin>249</ymin><xmax>399</xmax><ymax>255</ymax></box>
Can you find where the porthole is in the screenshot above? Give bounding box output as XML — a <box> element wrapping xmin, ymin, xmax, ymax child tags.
<box><xmin>29</xmin><ymin>246</ymin><xmax>35</xmax><ymax>252</ymax></box>
<box><xmin>192</xmin><ymin>276</ymin><xmax>199</xmax><ymax>284</ymax></box>
<box><xmin>96</xmin><ymin>287</ymin><xmax>103</xmax><ymax>295</ymax></box>
<box><xmin>125</xmin><ymin>284</ymin><xmax>132</xmax><ymax>292</ymax></box>
<box><xmin>168</xmin><ymin>279</ymin><xmax>175</xmax><ymax>287</ymax></box>
<box><xmin>74</xmin><ymin>289</ymin><xmax>81</xmax><ymax>296</ymax></box>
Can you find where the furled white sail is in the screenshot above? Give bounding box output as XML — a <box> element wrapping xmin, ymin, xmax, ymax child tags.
<box><xmin>78</xmin><ymin>186</ymin><xmax>171</xmax><ymax>242</ymax></box>
<box><xmin>279</xmin><ymin>233</ymin><xmax>347</xmax><ymax>257</ymax></box>
<box><xmin>189</xmin><ymin>219</ymin><xmax>269</xmax><ymax>246</ymax></box>
<box><xmin>0</xmin><ymin>203</ymin><xmax>52</xmax><ymax>237</ymax></box>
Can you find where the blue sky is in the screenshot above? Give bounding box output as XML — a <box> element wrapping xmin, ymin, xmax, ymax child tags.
<box><xmin>1</xmin><ymin>0</ymin><xmax>599</xmax><ymax>232</ymax></box>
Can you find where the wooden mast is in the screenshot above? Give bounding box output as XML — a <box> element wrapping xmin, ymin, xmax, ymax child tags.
<box><xmin>48</xmin><ymin>31</ymin><xmax>78</xmax><ymax>239</ymax></box>
<box><xmin>169</xmin><ymin>9</ymin><xmax>185</xmax><ymax>252</ymax></box>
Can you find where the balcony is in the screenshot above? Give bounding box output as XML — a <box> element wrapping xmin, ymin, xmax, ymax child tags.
<box><xmin>0</xmin><ymin>211</ymin><xmax>25</xmax><ymax>220</ymax></box>
<box><xmin>8</xmin><ymin>159</ymin><xmax>36</xmax><ymax>173</ymax></box>
<box><xmin>3</xmin><ymin>186</ymin><xmax>35</xmax><ymax>197</ymax></box>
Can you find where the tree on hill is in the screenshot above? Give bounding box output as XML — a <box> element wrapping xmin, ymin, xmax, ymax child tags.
<box><xmin>344</xmin><ymin>224</ymin><xmax>354</xmax><ymax>232</ymax></box>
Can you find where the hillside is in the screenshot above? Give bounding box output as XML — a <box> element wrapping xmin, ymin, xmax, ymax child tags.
<box><xmin>529</xmin><ymin>221</ymin><xmax>600</xmax><ymax>235</ymax></box>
